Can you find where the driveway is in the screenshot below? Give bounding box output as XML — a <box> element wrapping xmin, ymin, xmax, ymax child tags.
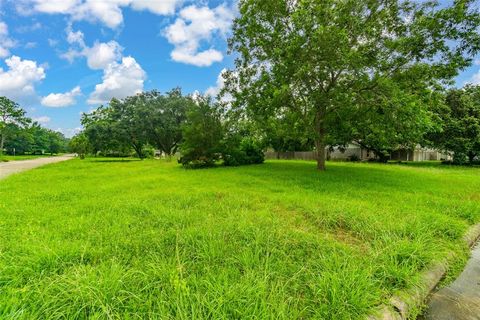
<box><xmin>0</xmin><ymin>154</ymin><xmax>75</xmax><ymax>180</ymax></box>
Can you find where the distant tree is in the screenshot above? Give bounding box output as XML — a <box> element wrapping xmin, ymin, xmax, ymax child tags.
<box><xmin>45</xmin><ymin>130</ymin><xmax>68</xmax><ymax>154</ymax></box>
<box><xmin>3</xmin><ymin>123</ymin><xmax>33</xmax><ymax>155</ymax></box>
<box><xmin>0</xmin><ymin>97</ymin><xmax>30</xmax><ymax>155</ymax></box>
<box><xmin>142</xmin><ymin>89</ymin><xmax>193</xmax><ymax>157</ymax></box>
<box><xmin>179</xmin><ymin>96</ymin><xmax>224</xmax><ymax>167</ymax></box>
<box><xmin>430</xmin><ymin>85</ymin><xmax>480</xmax><ymax>164</ymax></box>
<box><xmin>82</xmin><ymin>106</ymin><xmax>122</xmax><ymax>155</ymax></box>
<box><xmin>343</xmin><ymin>89</ymin><xmax>444</xmax><ymax>162</ymax></box>
<box><xmin>69</xmin><ymin>133</ymin><xmax>89</xmax><ymax>159</ymax></box>
<box><xmin>225</xmin><ymin>0</ymin><xmax>480</xmax><ymax>170</ymax></box>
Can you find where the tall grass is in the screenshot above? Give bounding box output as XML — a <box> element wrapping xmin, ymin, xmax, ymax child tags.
<box><xmin>0</xmin><ymin>159</ymin><xmax>479</xmax><ymax>319</ymax></box>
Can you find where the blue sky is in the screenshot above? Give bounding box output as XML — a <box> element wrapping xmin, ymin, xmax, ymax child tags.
<box><xmin>0</xmin><ymin>0</ymin><xmax>234</xmax><ymax>137</ymax></box>
<box><xmin>0</xmin><ymin>0</ymin><xmax>478</xmax><ymax>137</ymax></box>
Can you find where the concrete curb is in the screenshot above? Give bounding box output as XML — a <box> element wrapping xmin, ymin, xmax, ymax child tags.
<box><xmin>367</xmin><ymin>222</ymin><xmax>480</xmax><ymax>320</ymax></box>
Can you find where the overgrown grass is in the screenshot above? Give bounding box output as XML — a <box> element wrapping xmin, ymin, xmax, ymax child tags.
<box><xmin>0</xmin><ymin>159</ymin><xmax>479</xmax><ymax>319</ymax></box>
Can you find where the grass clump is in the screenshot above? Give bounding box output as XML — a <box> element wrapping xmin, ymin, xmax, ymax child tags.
<box><xmin>0</xmin><ymin>159</ymin><xmax>479</xmax><ymax>319</ymax></box>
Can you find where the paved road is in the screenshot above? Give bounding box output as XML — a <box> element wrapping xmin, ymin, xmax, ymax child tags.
<box><xmin>0</xmin><ymin>154</ymin><xmax>74</xmax><ymax>180</ymax></box>
<box><xmin>423</xmin><ymin>243</ymin><xmax>480</xmax><ymax>320</ymax></box>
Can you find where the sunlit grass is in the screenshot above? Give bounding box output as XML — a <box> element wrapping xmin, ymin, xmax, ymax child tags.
<box><xmin>0</xmin><ymin>154</ymin><xmax>61</xmax><ymax>162</ymax></box>
<box><xmin>0</xmin><ymin>159</ymin><xmax>479</xmax><ymax>319</ymax></box>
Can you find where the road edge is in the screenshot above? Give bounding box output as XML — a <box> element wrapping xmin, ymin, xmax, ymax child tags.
<box><xmin>367</xmin><ymin>222</ymin><xmax>480</xmax><ymax>320</ymax></box>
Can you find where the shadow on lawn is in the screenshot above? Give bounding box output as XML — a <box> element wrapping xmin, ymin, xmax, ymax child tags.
<box><xmin>91</xmin><ymin>159</ymin><xmax>140</xmax><ymax>163</ymax></box>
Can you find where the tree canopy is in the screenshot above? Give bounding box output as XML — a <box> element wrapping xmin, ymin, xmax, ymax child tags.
<box><xmin>224</xmin><ymin>0</ymin><xmax>480</xmax><ymax>169</ymax></box>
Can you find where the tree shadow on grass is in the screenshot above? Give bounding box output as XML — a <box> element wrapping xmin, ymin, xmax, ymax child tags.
<box><xmin>91</xmin><ymin>159</ymin><xmax>140</xmax><ymax>163</ymax></box>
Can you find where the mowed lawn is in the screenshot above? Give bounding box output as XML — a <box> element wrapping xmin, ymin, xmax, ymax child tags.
<box><xmin>1</xmin><ymin>159</ymin><xmax>479</xmax><ymax>319</ymax></box>
<box><xmin>0</xmin><ymin>154</ymin><xmax>58</xmax><ymax>162</ymax></box>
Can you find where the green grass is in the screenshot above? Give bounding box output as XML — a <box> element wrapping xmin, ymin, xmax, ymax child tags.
<box><xmin>0</xmin><ymin>159</ymin><xmax>479</xmax><ymax>319</ymax></box>
<box><xmin>0</xmin><ymin>154</ymin><xmax>60</xmax><ymax>162</ymax></box>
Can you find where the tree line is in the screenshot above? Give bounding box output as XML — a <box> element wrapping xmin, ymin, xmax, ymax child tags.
<box><xmin>75</xmin><ymin>89</ymin><xmax>264</xmax><ymax>167</ymax></box>
<box><xmin>0</xmin><ymin>97</ymin><xmax>68</xmax><ymax>157</ymax></box>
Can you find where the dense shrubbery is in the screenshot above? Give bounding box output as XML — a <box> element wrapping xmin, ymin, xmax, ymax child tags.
<box><xmin>223</xmin><ymin>138</ymin><xmax>264</xmax><ymax>166</ymax></box>
<box><xmin>179</xmin><ymin>97</ymin><xmax>264</xmax><ymax>168</ymax></box>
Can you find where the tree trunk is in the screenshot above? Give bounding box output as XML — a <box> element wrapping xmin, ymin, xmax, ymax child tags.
<box><xmin>0</xmin><ymin>133</ymin><xmax>4</xmax><ymax>156</ymax></box>
<box><xmin>315</xmin><ymin>138</ymin><xmax>326</xmax><ymax>170</ymax></box>
<box><xmin>314</xmin><ymin>109</ymin><xmax>327</xmax><ymax>171</ymax></box>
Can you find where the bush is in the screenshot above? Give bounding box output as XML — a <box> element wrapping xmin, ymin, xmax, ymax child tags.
<box><xmin>222</xmin><ymin>138</ymin><xmax>264</xmax><ymax>166</ymax></box>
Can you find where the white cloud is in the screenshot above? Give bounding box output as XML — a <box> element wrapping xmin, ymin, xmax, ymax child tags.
<box><xmin>130</xmin><ymin>0</ymin><xmax>181</xmax><ymax>15</ymax></box>
<box><xmin>33</xmin><ymin>116</ymin><xmax>51</xmax><ymax>124</ymax></box>
<box><xmin>22</xmin><ymin>0</ymin><xmax>182</xmax><ymax>29</ymax></box>
<box><xmin>66</xmin><ymin>24</ymin><xmax>85</xmax><ymax>46</ymax></box>
<box><xmin>25</xmin><ymin>42</ymin><xmax>37</xmax><ymax>49</ymax></box>
<box><xmin>206</xmin><ymin>68</ymin><xmax>227</xmax><ymax>97</ymax></box>
<box><xmin>61</xmin><ymin>26</ymin><xmax>123</xmax><ymax>70</ymax></box>
<box><xmin>31</xmin><ymin>0</ymin><xmax>80</xmax><ymax>14</ymax></box>
<box><xmin>164</xmin><ymin>4</ymin><xmax>234</xmax><ymax>66</ymax></box>
<box><xmin>0</xmin><ymin>21</ymin><xmax>16</xmax><ymax>58</ymax></box>
<box><xmin>48</xmin><ymin>38</ymin><xmax>59</xmax><ymax>47</ymax></box>
<box><xmin>0</xmin><ymin>55</ymin><xmax>45</xmax><ymax>100</ymax></box>
<box><xmin>467</xmin><ymin>71</ymin><xmax>480</xmax><ymax>85</ymax></box>
<box><xmin>16</xmin><ymin>22</ymin><xmax>43</xmax><ymax>33</ymax></box>
<box><xmin>88</xmin><ymin>56</ymin><xmax>146</xmax><ymax>104</ymax></box>
<box><xmin>56</xmin><ymin>127</ymin><xmax>82</xmax><ymax>138</ymax></box>
<box><xmin>41</xmin><ymin>86</ymin><xmax>81</xmax><ymax>107</ymax></box>
<box><xmin>84</xmin><ymin>41</ymin><xmax>123</xmax><ymax>70</ymax></box>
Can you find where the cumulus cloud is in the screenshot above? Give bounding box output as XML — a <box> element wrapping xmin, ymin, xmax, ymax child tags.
<box><xmin>33</xmin><ymin>116</ymin><xmax>51</xmax><ymax>124</ymax></box>
<box><xmin>61</xmin><ymin>26</ymin><xmax>123</xmax><ymax>70</ymax></box>
<box><xmin>56</xmin><ymin>127</ymin><xmax>82</xmax><ymax>138</ymax></box>
<box><xmin>0</xmin><ymin>55</ymin><xmax>45</xmax><ymax>100</ymax></box>
<box><xmin>88</xmin><ymin>56</ymin><xmax>146</xmax><ymax>105</ymax></box>
<box><xmin>21</xmin><ymin>0</ymin><xmax>182</xmax><ymax>29</ymax></box>
<box><xmin>84</xmin><ymin>41</ymin><xmax>123</xmax><ymax>70</ymax></box>
<box><xmin>0</xmin><ymin>21</ymin><xmax>16</xmax><ymax>58</ymax></box>
<box><xmin>41</xmin><ymin>86</ymin><xmax>81</xmax><ymax>107</ymax></box>
<box><xmin>164</xmin><ymin>4</ymin><xmax>234</xmax><ymax>67</ymax></box>
<box><xmin>206</xmin><ymin>68</ymin><xmax>227</xmax><ymax>97</ymax></box>
<box><xmin>467</xmin><ymin>71</ymin><xmax>480</xmax><ymax>85</ymax></box>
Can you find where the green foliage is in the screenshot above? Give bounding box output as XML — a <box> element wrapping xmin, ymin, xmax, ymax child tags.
<box><xmin>0</xmin><ymin>96</ymin><xmax>31</xmax><ymax>155</ymax></box>
<box><xmin>143</xmin><ymin>88</ymin><xmax>194</xmax><ymax>156</ymax></box>
<box><xmin>0</xmin><ymin>159</ymin><xmax>478</xmax><ymax>318</ymax></box>
<box><xmin>0</xmin><ymin>97</ymin><xmax>68</xmax><ymax>157</ymax></box>
<box><xmin>223</xmin><ymin>137</ymin><xmax>264</xmax><ymax>166</ymax></box>
<box><xmin>82</xmin><ymin>89</ymin><xmax>194</xmax><ymax>158</ymax></box>
<box><xmin>225</xmin><ymin>0</ymin><xmax>480</xmax><ymax>170</ymax></box>
<box><xmin>179</xmin><ymin>97</ymin><xmax>223</xmax><ymax>167</ymax></box>
<box><xmin>69</xmin><ymin>133</ymin><xmax>89</xmax><ymax>159</ymax></box>
<box><xmin>430</xmin><ymin>85</ymin><xmax>480</xmax><ymax>164</ymax></box>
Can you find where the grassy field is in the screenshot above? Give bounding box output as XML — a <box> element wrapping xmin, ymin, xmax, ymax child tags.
<box><xmin>0</xmin><ymin>159</ymin><xmax>479</xmax><ymax>319</ymax></box>
<box><xmin>0</xmin><ymin>154</ymin><xmax>60</xmax><ymax>162</ymax></box>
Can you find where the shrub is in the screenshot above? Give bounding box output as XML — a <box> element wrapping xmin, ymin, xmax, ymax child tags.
<box><xmin>222</xmin><ymin>137</ymin><xmax>264</xmax><ymax>166</ymax></box>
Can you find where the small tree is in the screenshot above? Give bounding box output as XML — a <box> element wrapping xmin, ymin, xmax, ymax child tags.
<box><xmin>179</xmin><ymin>97</ymin><xmax>224</xmax><ymax>167</ymax></box>
<box><xmin>69</xmin><ymin>133</ymin><xmax>89</xmax><ymax>159</ymax></box>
